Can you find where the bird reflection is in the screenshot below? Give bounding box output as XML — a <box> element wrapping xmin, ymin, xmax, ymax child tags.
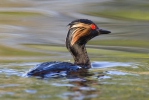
<box><xmin>66</xmin><ymin>71</ymin><xmax>100</xmax><ymax>100</ymax></box>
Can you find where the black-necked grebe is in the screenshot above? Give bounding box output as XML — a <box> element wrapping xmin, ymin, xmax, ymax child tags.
<box><xmin>25</xmin><ymin>19</ymin><xmax>111</xmax><ymax>78</ymax></box>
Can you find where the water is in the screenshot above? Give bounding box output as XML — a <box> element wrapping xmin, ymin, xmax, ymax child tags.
<box><xmin>0</xmin><ymin>0</ymin><xmax>149</xmax><ymax>100</ymax></box>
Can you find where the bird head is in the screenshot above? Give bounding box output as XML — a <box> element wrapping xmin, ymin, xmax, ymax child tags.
<box><xmin>66</xmin><ymin>19</ymin><xmax>111</xmax><ymax>47</ymax></box>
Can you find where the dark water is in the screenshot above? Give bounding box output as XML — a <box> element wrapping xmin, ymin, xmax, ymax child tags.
<box><xmin>0</xmin><ymin>0</ymin><xmax>149</xmax><ymax>100</ymax></box>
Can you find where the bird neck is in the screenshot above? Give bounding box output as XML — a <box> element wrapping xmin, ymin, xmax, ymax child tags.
<box><xmin>68</xmin><ymin>44</ymin><xmax>91</xmax><ymax>69</ymax></box>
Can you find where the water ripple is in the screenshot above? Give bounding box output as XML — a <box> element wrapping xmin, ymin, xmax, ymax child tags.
<box><xmin>91</xmin><ymin>61</ymin><xmax>137</xmax><ymax>68</ymax></box>
<box><xmin>106</xmin><ymin>70</ymin><xmax>138</xmax><ymax>76</ymax></box>
<box><xmin>0</xmin><ymin>84</ymin><xmax>20</xmax><ymax>88</ymax></box>
<box><xmin>51</xmin><ymin>83</ymin><xmax>74</xmax><ymax>87</ymax></box>
<box><xmin>24</xmin><ymin>89</ymin><xmax>37</xmax><ymax>94</ymax></box>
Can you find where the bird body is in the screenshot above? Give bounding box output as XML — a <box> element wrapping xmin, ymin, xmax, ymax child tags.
<box><xmin>27</xmin><ymin>61</ymin><xmax>81</xmax><ymax>77</ymax></box>
<box><xmin>25</xmin><ymin>19</ymin><xmax>111</xmax><ymax>78</ymax></box>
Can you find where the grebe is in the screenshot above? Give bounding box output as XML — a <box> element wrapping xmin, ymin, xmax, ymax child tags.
<box><xmin>26</xmin><ymin>19</ymin><xmax>111</xmax><ymax>77</ymax></box>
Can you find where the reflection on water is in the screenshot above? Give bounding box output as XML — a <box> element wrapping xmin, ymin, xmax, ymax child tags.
<box><xmin>0</xmin><ymin>0</ymin><xmax>149</xmax><ymax>100</ymax></box>
<box><xmin>66</xmin><ymin>79</ymin><xmax>98</xmax><ymax>100</ymax></box>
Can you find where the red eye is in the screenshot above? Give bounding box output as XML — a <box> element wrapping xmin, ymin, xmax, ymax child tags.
<box><xmin>91</xmin><ymin>24</ymin><xmax>96</xmax><ymax>30</ymax></box>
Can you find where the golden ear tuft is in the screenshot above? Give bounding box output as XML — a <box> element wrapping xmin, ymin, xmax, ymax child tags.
<box><xmin>70</xmin><ymin>28</ymin><xmax>83</xmax><ymax>46</ymax></box>
<box><xmin>70</xmin><ymin>25</ymin><xmax>91</xmax><ymax>46</ymax></box>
